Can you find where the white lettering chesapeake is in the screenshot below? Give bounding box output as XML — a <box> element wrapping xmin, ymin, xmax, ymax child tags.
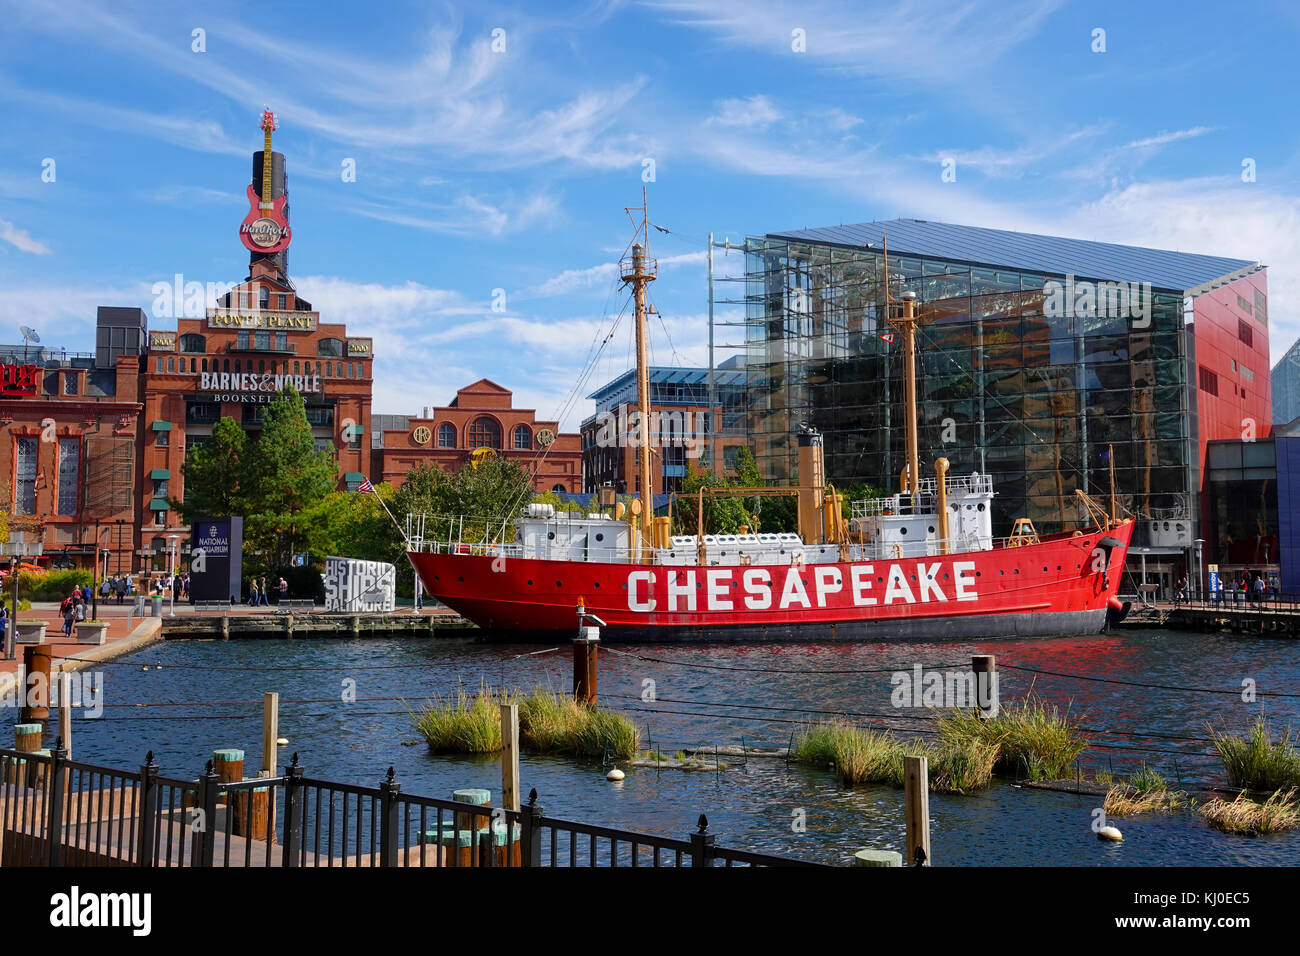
<box><xmin>883</xmin><ymin>565</ymin><xmax>915</xmax><ymax>605</ymax></box>
<box><xmin>850</xmin><ymin>564</ymin><xmax>877</xmax><ymax>606</ymax></box>
<box><xmin>953</xmin><ymin>561</ymin><xmax>978</xmax><ymax>601</ymax></box>
<box><xmin>627</xmin><ymin>570</ymin><xmax>655</xmax><ymax>612</ymax></box>
<box><xmin>917</xmin><ymin>563</ymin><xmax>947</xmax><ymax>602</ymax></box>
<box><xmin>778</xmin><ymin>567</ymin><xmax>811</xmax><ymax>609</ymax></box>
<box><xmin>813</xmin><ymin>566</ymin><xmax>842</xmax><ymax>607</ymax></box>
<box><xmin>742</xmin><ymin>568</ymin><xmax>771</xmax><ymax>609</ymax></box>
<box><xmin>667</xmin><ymin>570</ymin><xmax>696</xmax><ymax>612</ymax></box>
<box><xmin>706</xmin><ymin>569</ymin><xmax>733</xmax><ymax>610</ymax></box>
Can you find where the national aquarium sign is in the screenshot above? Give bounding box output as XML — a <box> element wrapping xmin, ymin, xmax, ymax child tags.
<box><xmin>325</xmin><ymin>557</ymin><xmax>395</xmax><ymax>613</ymax></box>
<box><xmin>189</xmin><ymin>517</ymin><xmax>244</xmax><ymax>603</ymax></box>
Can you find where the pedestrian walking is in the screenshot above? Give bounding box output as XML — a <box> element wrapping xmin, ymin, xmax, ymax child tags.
<box><xmin>61</xmin><ymin>595</ymin><xmax>77</xmax><ymax>637</ymax></box>
<box><xmin>258</xmin><ymin>577</ymin><xmax>269</xmax><ymax>607</ymax></box>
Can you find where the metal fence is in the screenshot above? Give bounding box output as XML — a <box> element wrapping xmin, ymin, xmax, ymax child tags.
<box><xmin>0</xmin><ymin>745</ymin><xmax>829</xmax><ymax>868</ymax></box>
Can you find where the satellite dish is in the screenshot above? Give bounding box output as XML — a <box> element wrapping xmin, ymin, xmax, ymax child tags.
<box><xmin>19</xmin><ymin>326</ymin><xmax>40</xmax><ymax>343</ymax></box>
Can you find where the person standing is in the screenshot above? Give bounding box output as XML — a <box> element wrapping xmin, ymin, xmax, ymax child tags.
<box><xmin>278</xmin><ymin>576</ymin><xmax>289</xmax><ymax>604</ymax></box>
<box><xmin>258</xmin><ymin>577</ymin><xmax>269</xmax><ymax>607</ymax></box>
<box><xmin>62</xmin><ymin>596</ymin><xmax>77</xmax><ymax>637</ymax></box>
<box><xmin>1254</xmin><ymin>573</ymin><xmax>1266</xmax><ymax>606</ymax></box>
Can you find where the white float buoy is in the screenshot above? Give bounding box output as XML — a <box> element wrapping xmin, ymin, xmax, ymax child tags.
<box><xmin>277</xmin><ymin>737</ymin><xmax>289</xmax><ymax>746</ymax></box>
<box><xmin>1098</xmin><ymin>825</ymin><xmax>1123</xmax><ymax>841</ymax></box>
<box><xmin>606</xmin><ymin>768</ymin><xmax>625</xmax><ymax>781</ymax></box>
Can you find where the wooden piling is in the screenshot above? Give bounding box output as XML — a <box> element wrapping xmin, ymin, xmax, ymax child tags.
<box><xmin>904</xmin><ymin>754</ymin><xmax>931</xmax><ymax>866</ymax></box>
<box><xmin>854</xmin><ymin>849</ymin><xmax>902</xmax><ymax>867</ymax></box>
<box><xmin>500</xmin><ymin>704</ymin><xmax>520</xmax><ymax>814</ymax></box>
<box><xmin>57</xmin><ymin>672</ymin><xmax>72</xmax><ymax>759</ymax></box>
<box><xmin>971</xmin><ymin>654</ymin><xmax>997</xmax><ymax>718</ymax></box>
<box><xmin>21</xmin><ymin>645</ymin><xmax>50</xmax><ymax>722</ymax></box>
<box><xmin>572</xmin><ymin>631</ymin><xmax>598</xmax><ymax>705</ymax></box>
<box><xmin>213</xmin><ymin>747</ymin><xmax>250</xmax><ymax>837</ymax></box>
<box><xmin>261</xmin><ymin>692</ymin><xmax>279</xmax><ymax>842</ymax></box>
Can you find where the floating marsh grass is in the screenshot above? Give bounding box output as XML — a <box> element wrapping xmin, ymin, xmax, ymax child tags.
<box><xmin>411</xmin><ymin>683</ymin><xmax>508</xmax><ymax>754</ymax></box>
<box><xmin>1103</xmin><ymin>765</ymin><xmax>1193</xmax><ymax>816</ymax></box>
<box><xmin>792</xmin><ymin>719</ymin><xmax>996</xmax><ymax>794</ymax></box>
<box><xmin>1207</xmin><ymin>716</ymin><xmax>1300</xmax><ymax>793</ymax></box>
<box><xmin>1200</xmin><ymin>789</ymin><xmax>1300</xmax><ymax>835</ymax></box>
<box><xmin>936</xmin><ymin>694</ymin><xmax>1087</xmax><ymax>781</ymax></box>
<box><xmin>519</xmin><ymin>690</ymin><xmax>640</xmax><ymax>760</ymax></box>
<box><xmin>411</xmin><ymin>685</ymin><xmax>639</xmax><ymax>761</ymax></box>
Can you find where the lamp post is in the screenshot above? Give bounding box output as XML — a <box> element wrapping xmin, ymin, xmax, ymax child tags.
<box><xmin>1194</xmin><ymin>538</ymin><xmax>1204</xmax><ymax>607</ymax></box>
<box><xmin>167</xmin><ymin>534</ymin><xmax>180</xmax><ymax>616</ymax></box>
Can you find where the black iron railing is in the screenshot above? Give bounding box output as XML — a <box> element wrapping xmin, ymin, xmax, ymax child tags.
<box><xmin>0</xmin><ymin>747</ymin><xmax>830</xmax><ymax>868</ymax></box>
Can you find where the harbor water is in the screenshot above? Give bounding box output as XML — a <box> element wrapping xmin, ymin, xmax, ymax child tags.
<box><xmin>9</xmin><ymin>628</ymin><xmax>1299</xmax><ymax>865</ymax></box>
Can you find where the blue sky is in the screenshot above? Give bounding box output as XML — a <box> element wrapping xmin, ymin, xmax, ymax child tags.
<box><xmin>2</xmin><ymin>0</ymin><xmax>1298</xmax><ymax>429</ymax></box>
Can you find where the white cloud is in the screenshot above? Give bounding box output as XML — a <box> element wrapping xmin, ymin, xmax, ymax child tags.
<box><xmin>708</xmin><ymin>95</ymin><xmax>783</xmax><ymax>130</ymax></box>
<box><xmin>1123</xmin><ymin>127</ymin><xmax>1215</xmax><ymax>151</ymax></box>
<box><xmin>0</xmin><ymin>219</ymin><xmax>51</xmax><ymax>255</ymax></box>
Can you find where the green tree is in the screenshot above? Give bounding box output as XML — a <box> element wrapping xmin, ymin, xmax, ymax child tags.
<box><xmin>242</xmin><ymin>384</ymin><xmax>339</xmax><ymax>572</ymax></box>
<box><xmin>174</xmin><ymin>416</ymin><xmax>249</xmax><ymax>521</ymax></box>
<box><xmin>672</xmin><ymin>462</ymin><xmax>753</xmax><ymax>536</ymax></box>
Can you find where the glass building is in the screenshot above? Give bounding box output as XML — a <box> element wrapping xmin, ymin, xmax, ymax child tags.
<box><xmin>744</xmin><ymin>219</ymin><xmax>1270</xmax><ymax>592</ymax></box>
<box><xmin>1271</xmin><ymin>335</ymin><xmax>1300</xmax><ymax>427</ymax></box>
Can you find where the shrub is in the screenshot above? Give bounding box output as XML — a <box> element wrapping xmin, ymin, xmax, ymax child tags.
<box><xmin>18</xmin><ymin>569</ymin><xmax>93</xmax><ymax>602</ymax></box>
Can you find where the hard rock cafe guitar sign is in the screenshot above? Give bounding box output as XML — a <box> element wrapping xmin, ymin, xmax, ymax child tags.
<box><xmin>239</xmin><ymin>109</ymin><xmax>292</xmax><ymax>254</ymax></box>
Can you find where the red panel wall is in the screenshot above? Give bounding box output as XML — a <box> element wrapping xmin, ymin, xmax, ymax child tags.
<box><xmin>1192</xmin><ymin>271</ymin><xmax>1272</xmax><ymax>479</ymax></box>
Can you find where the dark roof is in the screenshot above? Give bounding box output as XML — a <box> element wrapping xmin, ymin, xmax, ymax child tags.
<box><xmin>767</xmin><ymin>218</ymin><xmax>1260</xmax><ymax>292</ymax></box>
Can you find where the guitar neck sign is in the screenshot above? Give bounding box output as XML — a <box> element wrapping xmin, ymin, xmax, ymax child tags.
<box><xmin>0</xmin><ymin>364</ymin><xmax>40</xmax><ymax>396</ymax></box>
<box><xmin>239</xmin><ymin>109</ymin><xmax>292</xmax><ymax>254</ymax></box>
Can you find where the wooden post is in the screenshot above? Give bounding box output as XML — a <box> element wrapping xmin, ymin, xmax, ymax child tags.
<box><xmin>904</xmin><ymin>754</ymin><xmax>931</xmax><ymax>867</ymax></box>
<box><xmin>971</xmin><ymin>654</ymin><xmax>997</xmax><ymax>718</ymax></box>
<box><xmin>262</xmin><ymin>693</ymin><xmax>279</xmax><ymax>776</ymax></box>
<box><xmin>854</xmin><ymin>849</ymin><xmax>902</xmax><ymax>867</ymax></box>
<box><xmin>500</xmin><ymin>704</ymin><xmax>519</xmax><ymax>813</ymax></box>
<box><xmin>12</xmin><ymin>722</ymin><xmax>41</xmax><ymax>783</ymax></box>
<box><xmin>573</xmin><ymin>635</ymin><xmax>590</xmax><ymax>703</ymax></box>
<box><xmin>58</xmin><ymin>672</ymin><xmax>72</xmax><ymax>759</ymax></box>
<box><xmin>21</xmin><ymin>644</ymin><xmax>50</xmax><ymax>722</ymax></box>
<box><xmin>213</xmin><ymin>747</ymin><xmax>248</xmax><ymax>837</ymax></box>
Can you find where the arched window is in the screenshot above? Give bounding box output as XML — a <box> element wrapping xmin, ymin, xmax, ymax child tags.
<box><xmin>201</xmin><ymin>358</ymin><xmax>208</xmax><ymax>372</ymax></box>
<box><xmin>468</xmin><ymin>417</ymin><xmax>501</xmax><ymax>449</ymax></box>
<box><xmin>234</xmin><ymin>360</ymin><xmax>241</xmax><ymax>373</ymax></box>
<box><xmin>223</xmin><ymin>359</ymin><xmax>230</xmax><ymax>373</ymax></box>
<box><xmin>552</xmin><ymin>483</ymin><xmax>566</xmax><ymax>493</ymax></box>
<box><xmin>179</xmin><ymin>333</ymin><xmax>206</xmax><ymax>353</ymax></box>
<box><xmin>325</xmin><ymin>362</ymin><xmax>333</xmax><ymax>377</ymax></box>
<box><xmin>513</xmin><ymin>425</ymin><xmax>532</xmax><ymax>450</ymax></box>
<box><xmin>258</xmin><ymin>286</ymin><xmax>269</xmax><ymax>309</ymax></box>
<box><xmin>294</xmin><ymin>361</ymin><xmax>300</xmax><ymax>375</ymax></box>
<box><xmin>317</xmin><ymin>338</ymin><xmax>344</xmax><ymax>358</ymax></box>
<box><xmin>437</xmin><ymin>423</ymin><xmax>456</xmax><ymax>448</ymax></box>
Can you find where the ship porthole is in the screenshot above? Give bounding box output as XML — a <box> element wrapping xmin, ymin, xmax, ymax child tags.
<box><xmin>595</xmin><ymin>534</ymin><xmax>604</xmax><ymax>542</ymax></box>
<box><xmin>458</xmin><ymin>577</ymin><xmax>464</xmax><ymax>583</ymax></box>
<box><xmin>556</xmin><ymin>581</ymin><xmax>562</xmax><ymax>587</ymax></box>
<box><xmin>594</xmin><ymin>582</ymin><xmax>600</xmax><ymax>588</ymax></box>
<box><xmin>527</xmin><ymin>580</ymin><xmax>533</xmax><ymax>586</ymax></box>
<box><xmin>977</xmin><ymin>504</ymin><xmax>986</xmax><ymax>512</ymax></box>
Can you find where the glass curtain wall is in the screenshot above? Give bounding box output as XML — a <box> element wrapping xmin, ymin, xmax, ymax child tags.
<box><xmin>745</xmin><ymin>237</ymin><xmax>1189</xmax><ymax>535</ymax></box>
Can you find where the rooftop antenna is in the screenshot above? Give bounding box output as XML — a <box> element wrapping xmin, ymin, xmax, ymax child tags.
<box><xmin>19</xmin><ymin>326</ymin><xmax>40</xmax><ymax>363</ymax></box>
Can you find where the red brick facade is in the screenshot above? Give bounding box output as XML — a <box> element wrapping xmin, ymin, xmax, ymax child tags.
<box><xmin>374</xmin><ymin>379</ymin><xmax>581</xmax><ymax>492</ymax></box>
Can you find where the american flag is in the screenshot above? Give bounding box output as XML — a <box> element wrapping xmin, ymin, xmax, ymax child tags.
<box><xmin>357</xmin><ymin>477</ymin><xmax>375</xmax><ymax>495</ymax></box>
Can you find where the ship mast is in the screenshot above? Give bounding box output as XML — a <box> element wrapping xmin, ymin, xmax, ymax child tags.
<box><xmin>622</xmin><ymin>189</ymin><xmax>657</xmax><ymax>558</ymax></box>
<box><xmin>883</xmin><ymin>237</ymin><xmax>921</xmax><ymax>503</ymax></box>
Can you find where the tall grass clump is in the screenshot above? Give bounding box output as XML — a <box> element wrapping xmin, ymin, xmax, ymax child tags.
<box><xmin>792</xmin><ymin>720</ymin><xmax>996</xmax><ymax>793</ymax></box>
<box><xmin>519</xmin><ymin>690</ymin><xmax>639</xmax><ymax>760</ymax></box>
<box><xmin>936</xmin><ymin>693</ymin><xmax>1087</xmax><ymax>781</ymax></box>
<box><xmin>1201</xmin><ymin>789</ymin><xmax>1300</xmax><ymax>835</ymax></box>
<box><xmin>411</xmin><ymin>684</ymin><xmax>507</xmax><ymax>753</ymax></box>
<box><xmin>1207</xmin><ymin>716</ymin><xmax>1300</xmax><ymax>793</ymax></box>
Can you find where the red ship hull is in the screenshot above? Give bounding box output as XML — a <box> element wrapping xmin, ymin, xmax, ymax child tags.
<box><xmin>409</xmin><ymin>521</ymin><xmax>1133</xmax><ymax>642</ymax></box>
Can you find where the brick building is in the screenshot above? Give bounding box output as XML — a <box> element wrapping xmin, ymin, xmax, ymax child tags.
<box><xmin>372</xmin><ymin>379</ymin><xmax>581</xmax><ymax>492</ymax></box>
<box><xmin>0</xmin><ymin>308</ymin><xmax>146</xmax><ymax>574</ymax></box>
